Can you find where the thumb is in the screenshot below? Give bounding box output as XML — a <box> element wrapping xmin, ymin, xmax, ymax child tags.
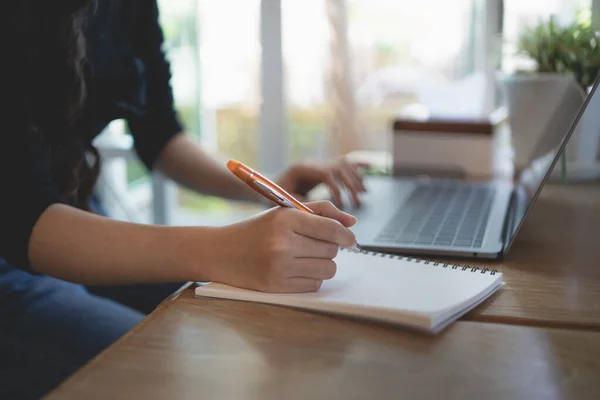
<box><xmin>306</xmin><ymin>201</ymin><xmax>357</xmax><ymax>227</ymax></box>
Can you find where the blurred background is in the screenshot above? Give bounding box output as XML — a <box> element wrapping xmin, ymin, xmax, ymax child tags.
<box><xmin>93</xmin><ymin>0</ymin><xmax>592</xmax><ymax>226</ymax></box>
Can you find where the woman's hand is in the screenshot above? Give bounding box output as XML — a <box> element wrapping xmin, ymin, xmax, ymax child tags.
<box><xmin>210</xmin><ymin>201</ymin><xmax>357</xmax><ymax>293</ymax></box>
<box><xmin>276</xmin><ymin>158</ymin><xmax>368</xmax><ymax>208</ymax></box>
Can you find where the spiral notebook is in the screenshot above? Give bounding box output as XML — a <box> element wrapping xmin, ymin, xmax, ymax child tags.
<box><xmin>194</xmin><ymin>249</ymin><xmax>503</xmax><ymax>334</ymax></box>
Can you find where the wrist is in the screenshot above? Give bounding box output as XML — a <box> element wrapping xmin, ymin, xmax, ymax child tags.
<box><xmin>177</xmin><ymin>225</ymin><xmax>230</xmax><ymax>283</ymax></box>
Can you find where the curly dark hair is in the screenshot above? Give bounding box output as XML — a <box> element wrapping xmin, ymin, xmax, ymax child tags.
<box><xmin>7</xmin><ymin>0</ymin><xmax>99</xmax><ymax>210</ymax></box>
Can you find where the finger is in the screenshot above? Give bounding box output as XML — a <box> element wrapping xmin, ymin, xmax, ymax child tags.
<box><xmin>321</xmin><ymin>171</ymin><xmax>343</xmax><ymax>208</ymax></box>
<box><xmin>290</xmin><ymin>259</ymin><xmax>337</xmax><ymax>280</ymax></box>
<box><xmin>292</xmin><ymin>215</ymin><xmax>355</xmax><ymax>248</ymax></box>
<box><xmin>335</xmin><ymin>158</ymin><xmax>367</xmax><ymax>194</ymax></box>
<box><xmin>335</xmin><ymin>166</ymin><xmax>361</xmax><ymax>207</ymax></box>
<box><xmin>292</xmin><ymin>166</ymin><xmax>343</xmax><ymax>207</ymax></box>
<box><xmin>282</xmin><ymin>278</ymin><xmax>324</xmax><ymax>293</ymax></box>
<box><xmin>291</xmin><ymin>205</ymin><xmax>356</xmax><ymax>248</ymax></box>
<box><xmin>342</xmin><ymin>162</ymin><xmax>365</xmax><ymax>192</ymax></box>
<box><xmin>306</xmin><ymin>200</ymin><xmax>357</xmax><ymax>227</ymax></box>
<box><xmin>348</xmin><ymin>163</ymin><xmax>367</xmax><ymax>192</ymax></box>
<box><xmin>292</xmin><ymin>235</ymin><xmax>340</xmax><ymax>259</ymax></box>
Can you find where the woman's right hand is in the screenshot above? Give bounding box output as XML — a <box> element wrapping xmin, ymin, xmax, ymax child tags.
<box><xmin>208</xmin><ymin>201</ymin><xmax>357</xmax><ymax>293</ymax></box>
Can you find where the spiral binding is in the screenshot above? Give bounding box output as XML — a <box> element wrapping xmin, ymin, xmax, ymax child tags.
<box><xmin>341</xmin><ymin>248</ymin><xmax>498</xmax><ymax>276</ymax></box>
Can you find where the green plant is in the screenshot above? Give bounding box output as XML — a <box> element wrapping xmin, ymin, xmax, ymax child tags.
<box><xmin>515</xmin><ymin>14</ymin><xmax>600</xmax><ymax>184</ymax></box>
<box><xmin>517</xmin><ymin>15</ymin><xmax>600</xmax><ymax>90</ymax></box>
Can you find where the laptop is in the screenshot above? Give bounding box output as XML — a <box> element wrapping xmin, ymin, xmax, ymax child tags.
<box><xmin>349</xmin><ymin>75</ymin><xmax>600</xmax><ymax>260</ymax></box>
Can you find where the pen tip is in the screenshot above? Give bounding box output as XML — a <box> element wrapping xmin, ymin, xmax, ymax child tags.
<box><xmin>349</xmin><ymin>242</ymin><xmax>363</xmax><ymax>253</ymax></box>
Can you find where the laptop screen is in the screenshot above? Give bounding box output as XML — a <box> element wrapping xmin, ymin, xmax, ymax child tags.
<box><xmin>505</xmin><ymin>74</ymin><xmax>600</xmax><ymax>251</ymax></box>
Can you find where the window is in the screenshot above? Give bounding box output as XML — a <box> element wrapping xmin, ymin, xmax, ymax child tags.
<box><xmin>281</xmin><ymin>0</ymin><xmax>330</xmax><ymax>162</ymax></box>
<box><xmin>97</xmin><ymin>0</ymin><xmax>597</xmax><ymax>225</ymax></box>
<box><xmin>173</xmin><ymin>0</ymin><xmax>264</xmax><ymax>222</ymax></box>
<box><xmin>281</xmin><ymin>0</ymin><xmax>490</xmax><ymax>162</ymax></box>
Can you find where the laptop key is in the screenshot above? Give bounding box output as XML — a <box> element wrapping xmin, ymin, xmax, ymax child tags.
<box><xmin>397</xmin><ymin>233</ymin><xmax>417</xmax><ymax>242</ymax></box>
<box><xmin>375</xmin><ymin>183</ymin><xmax>496</xmax><ymax>249</ymax></box>
<box><xmin>454</xmin><ymin>239</ymin><xmax>474</xmax><ymax>247</ymax></box>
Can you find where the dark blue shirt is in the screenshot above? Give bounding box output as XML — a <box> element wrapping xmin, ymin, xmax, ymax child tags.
<box><xmin>0</xmin><ymin>0</ymin><xmax>183</xmax><ymax>270</ymax></box>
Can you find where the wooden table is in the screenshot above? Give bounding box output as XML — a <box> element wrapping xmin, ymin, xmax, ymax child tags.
<box><xmin>48</xmin><ymin>297</ymin><xmax>600</xmax><ymax>400</ymax></box>
<box><xmin>466</xmin><ymin>184</ymin><xmax>600</xmax><ymax>330</ymax></box>
<box><xmin>48</xmin><ymin>183</ymin><xmax>600</xmax><ymax>399</ymax></box>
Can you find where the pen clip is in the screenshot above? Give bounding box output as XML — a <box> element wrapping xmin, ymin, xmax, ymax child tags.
<box><xmin>253</xmin><ymin>180</ymin><xmax>297</xmax><ymax>209</ymax></box>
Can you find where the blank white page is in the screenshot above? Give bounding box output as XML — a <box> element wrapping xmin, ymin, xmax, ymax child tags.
<box><xmin>195</xmin><ymin>250</ymin><xmax>503</xmax><ymax>332</ymax></box>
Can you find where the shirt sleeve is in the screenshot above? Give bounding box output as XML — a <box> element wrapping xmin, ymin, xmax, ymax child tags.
<box><xmin>0</xmin><ymin>129</ymin><xmax>61</xmax><ymax>270</ymax></box>
<box><xmin>127</xmin><ymin>0</ymin><xmax>184</xmax><ymax>170</ymax></box>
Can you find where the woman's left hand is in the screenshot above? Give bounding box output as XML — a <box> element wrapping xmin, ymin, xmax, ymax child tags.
<box><xmin>276</xmin><ymin>158</ymin><xmax>368</xmax><ymax>208</ymax></box>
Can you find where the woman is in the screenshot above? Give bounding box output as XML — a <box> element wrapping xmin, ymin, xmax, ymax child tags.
<box><xmin>0</xmin><ymin>1</ymin><xmax>365</xmax><ymax>398</ymax></box>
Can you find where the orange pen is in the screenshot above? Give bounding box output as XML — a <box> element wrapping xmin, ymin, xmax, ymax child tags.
<box><xmin>228</xmin><ymin>159</ymin><xmax>314</xmax><ymax>213</ymax></box>
<box><xmin>227</xmin><ymin>159</ymin><xmax>362</xmax><ymax>251</ymax></box>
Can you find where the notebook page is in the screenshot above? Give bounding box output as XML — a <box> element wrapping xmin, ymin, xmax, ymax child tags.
<box><xmin>196</xmin><ymin>250</ymin><xmax>502</xmax><ymax>325</ymax></box>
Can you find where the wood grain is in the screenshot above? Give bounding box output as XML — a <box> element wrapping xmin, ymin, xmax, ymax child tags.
<box><xmin>47</xmin><ymin>183</ymin><xmax>600</xmax><ymax>399</ymax></box>
<box><xmin>48</xmin><ymin>294</ymin><xmax>600</xmax><ymax>400</ymax></box>
<box><xmin>462</xmin><ymin>183</ymin><xmax>600</xmax><ymax>329</ymax></box>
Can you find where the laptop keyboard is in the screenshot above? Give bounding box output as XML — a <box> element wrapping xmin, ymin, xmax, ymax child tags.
<box><xmin>375</xmin><ymin>182</ymin><xmax>496</xmax><ymax>249</ymax></box>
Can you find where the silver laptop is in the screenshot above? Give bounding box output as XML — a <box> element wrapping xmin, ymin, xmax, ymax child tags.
<box><xmin>350</xmin><ymin>75</ymin><xmax>600</xmax><ymax>260</ymax></box>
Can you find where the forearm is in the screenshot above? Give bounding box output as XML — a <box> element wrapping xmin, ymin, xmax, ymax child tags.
<box><xmin>29</xmin><ymin>204</ymin><xmax>222</xmax><ymax>286</ymax></box>
<box><xmin>157</xmin><ymin>133</ymin><xmax>261</xmax><ymax>202</ymax></box>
